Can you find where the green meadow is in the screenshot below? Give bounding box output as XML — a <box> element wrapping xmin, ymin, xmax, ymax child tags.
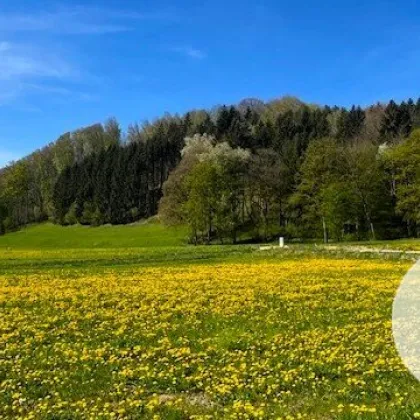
<box><xmin>1</xmin><ymin>223</ymin><xmax>420</xmax><ymax>419</ymax></box>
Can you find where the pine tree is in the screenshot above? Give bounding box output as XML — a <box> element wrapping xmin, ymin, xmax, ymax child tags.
<box><xmin>413</xmin><ymin>98</ymin><xmax>420</xmax><ymax>129</ymax></box>
<box><xmin>197</xmin><ymin>114</ymin><xmax>216</xmax><ymax>135</ymax></box>
<box><xmin>399</xmin><ymin>101</ymin><xmax>412</xmax><ymax>138</ymax></box>
<box><xmin>216</xmin><ymin>106</ymin><xmax>233</xmax><ymax>138</ymax></box>
<box><xmin>380</xmin><ymin>100</ymin><xmax>412</xmax><ymax>142</ymax></box>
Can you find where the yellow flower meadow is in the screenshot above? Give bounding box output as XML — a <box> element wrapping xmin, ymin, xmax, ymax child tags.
<box><xmin>0</xmin><ymin>248</ymin><xmax>419</xmax><ymax>419</ymax></box>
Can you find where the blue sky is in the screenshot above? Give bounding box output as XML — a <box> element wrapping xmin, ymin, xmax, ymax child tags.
<box><xmin>1</xmin><ymin>0</ymin><xmax>420</xmax><ymax>167</ymax></box>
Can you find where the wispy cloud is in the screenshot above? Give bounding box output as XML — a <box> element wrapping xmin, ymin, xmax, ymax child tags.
<box><xmin>0</xmin><ymin>5</ymin><xmax>179</xmax><ymax>107</ymax></box>
<box><xmin>0</xmin><ymin>5</ymin><xmax>177</xmax><ymax>35</ymax></box>
<box><xmin>171</xmin><ymin>46</ymin><xmax>207</xmax><ymax>59</ymax></box>
<box><xmin>0</xmin><ymin>41</ymin><xmax>11</xmax><ymax>52</ymax></box>
<box><xmin>0</xmin><ymin>41</ymin><xmax>84</xmax><ymax>105</ymax></box>
<box><xmin>0</xmin><ymin>42</ymin><xmax>74</xmax><ymax>81</ymax></box>
<box><xmin>25</xmin><ymin>83</ymin><xmax>97</xmax><ymax>102</ymax></box>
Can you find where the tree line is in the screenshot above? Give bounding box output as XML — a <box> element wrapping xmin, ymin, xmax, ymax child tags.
<box><xmin>0</xmin><ymin>96</ymin><xmax>419</xmax><ymax>242</ymax></box>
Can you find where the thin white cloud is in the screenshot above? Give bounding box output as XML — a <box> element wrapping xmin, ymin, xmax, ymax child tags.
<box><xmin>0</xmin><ymin>5</ymin><xmax>177</xmax><ymax>35</ymax></box>
<box><xmin>0</xmin><ymin>43</ymin><xmax>74</xmax><ymax>81</ymax></box>
<box><xmin>0</xmin><ymin>41</ymin><xmax>84</xmax><ymax>105</ymax></box>
<box><xmin>172</xmin><ymin>46</ymin><xmax>207</xmax><ymax>59</ymax></box>
<box><xmin>25</xmin><ymin>83</ymin><xmax>97</xmax><ymax>102</ymax></box>
<box><xmin>0</xmin><ymin>85</ymin><xmax>22</xmax><ymax>106</ymax></box>
<box><xmin>76</xmin><ymin>6</ymin><xmax>179</xmax><ymax>22</ymax></box>
<box><xmin>0</xmin><ymin>41</ymin><xmax>11</xmax><ymax>52</ymax></box>
<box><xmin>0</xmin><ymin>5</ymin><xmax>179</xmax><ymax>106</ymax></box>
<box><xmin>0</xmin><ymin>12</ymin><xmax>127</xmax><ymax>35</ymax></box>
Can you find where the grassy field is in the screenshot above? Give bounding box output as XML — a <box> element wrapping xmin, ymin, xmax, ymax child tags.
<box><xmin>0</xmin><ymin>222</ymin><xmax>188</xmax><ymax>249</ymax></box>
<box><xmin>344</xmin><ymin>239</ymin><xmax>420</xmax><ymax>252</ymax></box>
<box><xmin>1</xmin><ymin>225</ymin><xmax>420</xmax><ymax>419</ymax></box>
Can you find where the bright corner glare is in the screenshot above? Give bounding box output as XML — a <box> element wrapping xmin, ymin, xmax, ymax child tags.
<box><xmin>393</xmin><ymin>259</ymin><xmax>420</xmax><ymax>381</ymax></box>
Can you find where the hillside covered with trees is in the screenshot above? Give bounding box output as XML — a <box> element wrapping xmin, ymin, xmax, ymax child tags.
<box><xmin>0</xmin><ymin>96</ymin><xmax>419</xmax><ymax>242</ymax></box>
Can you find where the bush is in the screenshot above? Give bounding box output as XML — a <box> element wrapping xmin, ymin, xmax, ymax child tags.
<box><xmin>64</xmin><ymin>204</ymin><xmax>78</xmax><ymax>226</ymax></box>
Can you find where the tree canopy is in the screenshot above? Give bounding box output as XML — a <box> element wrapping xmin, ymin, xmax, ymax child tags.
<box><xmin>1</xmin><ymin>95</ymin><xmax>419</xmax><ymax>242</ymax></box>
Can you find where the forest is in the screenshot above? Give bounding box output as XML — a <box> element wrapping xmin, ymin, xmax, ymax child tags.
<box><xmin>0</xmin><ymin>96</ymin><xmax>419</xmax><ymax>243</ymax></box>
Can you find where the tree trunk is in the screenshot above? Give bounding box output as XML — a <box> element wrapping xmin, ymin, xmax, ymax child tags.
<box><xmin>322</xmin><ymin>217</ymin><xmax>329</xmax><ymax>244</ymax></box>
<box><xmin>264</xmin><ymin>201</ymin><xmax>268</xmax><ymax>242</ymax></box>
<box><xmin>370</xmin><ymin>221</ymin><xmax>376</xmax><ymax>240</ymax></box>
<box><xmin>362</xmin><ymin>199</ymin><xmax>375</xmax><ymax>240</ymax></box>
<box><xmin>25</xmin><ymin>191</ymin><xmax>29</xmax><ymax>226</ymax></box>
<box><xmin>407</xmin><ymin>221</ymin><xmax>412</xmax><ymax>238</ymax></box>
<box><xmin>207</xmin><ymin>214</ymin><xmax>212</xmax><ymax>245</ymax></box>
<box><xmin>278</xmin><ymin>201</ymin><xmax>283</xmax><ymax>227</ymax></box>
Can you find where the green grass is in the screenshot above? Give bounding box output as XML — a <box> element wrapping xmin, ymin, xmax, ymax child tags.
<box><xmin>1</xmin><ymin>223</ymin><xmax>420</xmax><ymax>418</ymax></box>
<box><xmin>1</xmin><ymin>245</ymin><xmax>419</xmax><ymax>419</ymax></box>
<box><xmin>1</xmin><ymin>222</ymin><xmax>419</xmax><ymax>251</ymax></box>
<box><xmin>0</xmin><ymin>221</ymin><xmax>188</xmax><ymax>249</ymax></box>
<box><xmin>349</xmin><ymin>238</ymin><xmax>420</xmax><ymax>251</ymax></box>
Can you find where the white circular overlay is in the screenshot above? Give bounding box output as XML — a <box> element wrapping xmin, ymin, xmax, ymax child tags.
<box><xmin>393</xmin><ymin>259</ymin><xmax>420</xmax><ymax>381</ymax></box>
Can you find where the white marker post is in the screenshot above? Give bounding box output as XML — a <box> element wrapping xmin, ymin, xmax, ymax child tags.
<box><xmin>279</xmin><ymin>237</ymin><xmax>285</xmax><ymax>248</ymax></box>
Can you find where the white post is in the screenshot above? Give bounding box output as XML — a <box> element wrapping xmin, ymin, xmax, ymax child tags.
<box><xmin>279</xmin><ymin>237</ymin><xmax>285</xmax><ymax>248</ymax></box>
